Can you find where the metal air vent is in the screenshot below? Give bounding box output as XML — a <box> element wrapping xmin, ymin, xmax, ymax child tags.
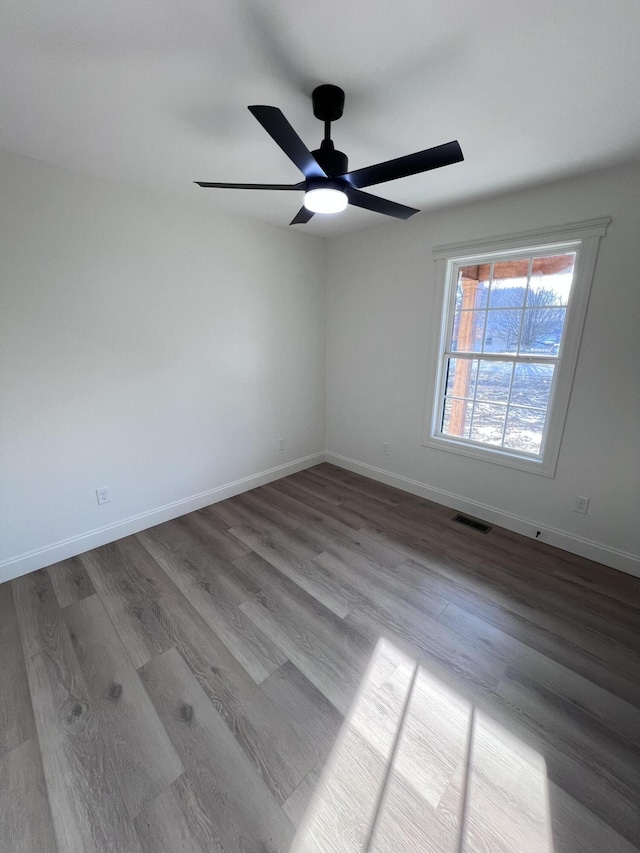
<box><xmin>452</xmin><ymin>513</ymin><xmax>492</xmax><ymax>534</ymax></box>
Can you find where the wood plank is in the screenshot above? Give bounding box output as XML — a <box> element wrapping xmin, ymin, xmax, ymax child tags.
<box><xmin>458</xmin><ymin>710</ymin><xmax>553</xmax><ymax>853</ymax></box>
<box><xmin>138</xmin><ymin>523</ymin><xmax>287</xmax><ymax>683</ymax></box>
<box><xmin>239</xmin><ymin>598</ymin><xmax>359</xmax><ymax>716</ymax></box>
<box><xmin>133</xmin><ymin>773</ymin><xmax>225</xmax><ymax>853</ymax></box>
<box><xmin>270</xmin><ymin>476</ymin><xmax>373</xmax><ymax>529</ymax></box>
<box><xmin>367</xmin><ymin>664</ymin><xmax>474</xmax><ymax>853</ymax></box>
<box><xmin>314</xmin><ymin>546</ymin><xmax>447</xmax><ymax>620</ymax></box>
<box><xmin>197</xmin><ymin>499</ymin><xmax>253</xmax><ymax>530</ymax></box>
<box><xmin>434</xmin><ymin>577</ymin><xmax>640</xmax><ymax>710</ymax></box>
<box><xmin>81</xmin><ymin>538</ymin><xmax>174</xmax><ymax>669</ymax></box>
<box><xmin>302</xmin><ymin>465</ymin><xmax>411</xmax><ymax>512</ymax></box>
<box><xmin>290</xmin><ymin>646</ymin><xmax>417</xmax><ymax>853</ymax></box>
<box><xmin>202</xmin><ymin>490</ymin><xmax>301</xmax><ymax>533</ymax></box>
<box><xmin>139</xmin><ymin>647</ymin><xmax>294</xmax><ymax>853</ymax></box>
<box><xmin>548</xmin><ymin>555</ymin><xmax>640</xmax><ymax>611</ymax></box>
<box><xmin>439</xmin><ymin>602</ymin><xmax>640</xmax><ymax>748</ymax></box>
<box><xmin>24</xmin><ymin>635</ymin><xmax>141</xmax><ymax>852</ymax></box>
<box><xmin>548</xmin><ymin>780</ymin><xmax>640</xmax><ymax>853</ymax></box>
<box><xmin>346</xmin><ymin>598</ymin><xmax>506</xmax><ymax>695</ymax></box>
<box><xmin>392</xmin><ymin>663</ymin><xmax>473</xmax><ymax>810</ymax></box>
<box><xmin>282</xmin><ymin>763</ymin><xmax>323</xmax><ymax>827</ymax></box>
<box><xmin>179</xmin><ymin>510</ymin><xmax>251</xmax><ymax>561</ymax></box>
<box><xmin>310</xmin><ymin>462</ymin><xmax>405</xmax><ymax>506</ymax></box>
<box><xmin>368</xmin><ymin>771</ymin><xmax>452</xmax><ymax>853</ymax></box>
<box><xmin>496</xmin><ymin>667</ymin><xmax>640</xmax><ymax>842</ymax></box>
<box><xmin>363</xmin><ymin>535</ymin><xmax>640</xmax><ymax>707</ymax></box>
<box><xmin>256</xmin><ymin>483</ymin><xmax>408</xmax><ymax>569</ymax></box>
<box><xmin>12</xmin><ymin>568</ymin><xmax>63</xmax><ymax>659</ymax></box>
<box><xmin>229</xmin><ymin>522</ymin><xmax>356</xmax><ymax>618</ymax></box>
<box><xmin>229</xmin><ymin>517</ymin><xmax>321</xmax><ymax>565</ymax></box>
<box><xmin>287</xmin><ymin>468</ymin><xmax>346</xmax><ymax>505</ymax></box>
<box><xmin>47</xmin><ymin>556</ymin><xmax>96</xmax><ymax>608</ymax></box>
<box><xmin>260</xmin><ymin>661</ymin><xmax>343</xmax><ymax>768</ymax></box>
<box><xmin>90</xmin><ymin>540</ymin><xmax>314</xmax><ymax>803</ymax></box>
<box><xmin>453</xmin><ymin>675</ymin><xmax>640</xmax><ymax>853</ymax></box>
<box><xmin>229</xmin><ymin>488</ymin><xmax>304</xmax><ymax>532</ymax></box>
<box><xmin>255</xmin><ymin>481</ymin><xmax>333</xmax><ymax>527</ymax></box>
<box><xmin>354</xmin><ymin>495</ymin><xmax>640</xmax><ymax>655</ymax></box>
<box><xmin>0</xmin><ymin>738</ymin><xmax>57</xmax><ymax>853</ymax></box>
<box><xmin>64</xmin><ymin>594</ymin><xmax>183</xmax><ymax>818</ymax></box>
<box><xmin>236</xmin><ymin>552</ymin><xmax>374</xmax><ymax>715</ymax></box>
<box><xmin>139</xmin><ymin>519</ymin><xmax>257</xmax><ymax>607</ymax></box>
<box><xmin>0</xmin><ymin>582</ymin><xmax>35</xmax><ymax>755</ymax></box>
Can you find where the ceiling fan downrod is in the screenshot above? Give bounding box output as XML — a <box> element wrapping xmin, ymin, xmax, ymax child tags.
<box><xmin>311</xmin><ymin>85</ymin><xmax>348</xmax><ymax>177</ymax></box>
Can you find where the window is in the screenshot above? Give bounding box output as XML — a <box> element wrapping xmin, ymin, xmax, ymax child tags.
<box><xmin>424</xmin><ymin>219</ymin><xmax>609</xmax><ymax>476</ymax></box>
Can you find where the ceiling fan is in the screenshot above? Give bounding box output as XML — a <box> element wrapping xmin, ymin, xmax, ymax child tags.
<box><xmin>195</xmin><ymin>85</ymin><xmax>463</xmax><ymax>225</ymax></box>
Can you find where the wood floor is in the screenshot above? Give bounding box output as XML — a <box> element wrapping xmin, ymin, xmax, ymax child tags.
<box><xmin>2</xmin><ymin>463</ymin><xmax>640</xmax><ymax>852</ymax></box>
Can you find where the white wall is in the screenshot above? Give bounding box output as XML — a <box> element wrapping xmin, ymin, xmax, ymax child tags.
<box><xmin>3</xmin><ymin>150</ymin><xmax>639</xmax><ymax>581</ymax></box>
<box><xmin>0</xmin><ymin>150</ymin><xmax>326</xmax><ymax>580</ymax></box>
<box><xmin>326</xmin><ymin>163</ymin><xmax>640</xmax><ymax>574</ymax></box>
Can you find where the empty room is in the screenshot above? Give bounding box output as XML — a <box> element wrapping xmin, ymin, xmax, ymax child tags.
<box><xmin>1</xmin><ymin>1</ymin><xmax>639</xmax><ymax>851</ymax></box>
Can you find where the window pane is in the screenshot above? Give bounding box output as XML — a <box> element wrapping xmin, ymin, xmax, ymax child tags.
<box><xmin>503</xmin><ymin>406</ymin><xmax>547</xmax><ymax>455</ymax></box>
<box><xmin>445</xmin><ymin>358</ymin><xmax>478</xmax><ymax>400</ymax></box>
<box><xmin>442</xmin><ymin>398</ymin><xmax>472</xmax><ymax>438</ymax></box>
<box><xmin>510</xmin><ymin>363</ymin><xmax>554</xmax><ymax>408</ymax></box>
<box><xmin>484</xmin><ymin>309</ymin><xmax>520</xmax><ymax>352</ymax></box>
<box><xmin>476</xmin><ymin>360</ymin><xmax>513</xmax><ymax>403</ymax></box>
<box><xmin>456</xmin><ymin>269</ymin><xmax>489</xmax><ymax>310</ymax></box>
<box><xmin>474</xmin><ymin>281</ymin><xmax>490</xmax><ymax>309</ymax></box>
<box><xmin>531</xmin><ymin>253</ymin><xmax>574</xmax><ymax>277</ymax></box>
<box><xmin>519</xmin><ymin>307</ymin><xmax>566</xmax><ymax>353</ymax></box>
<box><xmin>470</xmin><ymin>403</ymin><xmax>507</xmax><ymax>445</ymax></box>
<box><xmin>454</xmin><ymin>279</ymin><xmax>463</xmax><ymax>311</ymax></box>
<box><xmin>451</xmin><ymin>310</ymin><xmax>485</xmax><ymax>352</ymax></box>
<box><xmin>528</xmin><ymin>254</ymin><xmax>575</xmax><ymax>307</ymax></box>
<box><xmin>488</xmin><ymin>271</ymin><xmax>528</xmax><ymax>309</ymax></box>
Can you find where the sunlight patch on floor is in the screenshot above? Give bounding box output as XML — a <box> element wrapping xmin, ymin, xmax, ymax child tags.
<box><xmin>290</xmin><ymin>637</ymin><xmax>553</xmax><ymax>853</ymax></box>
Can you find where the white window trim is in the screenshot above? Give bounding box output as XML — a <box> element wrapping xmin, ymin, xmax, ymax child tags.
<box><xmin>422</xmin><ymin>218</ymin><xmax>610</xmax><ymax>477</ymax></box>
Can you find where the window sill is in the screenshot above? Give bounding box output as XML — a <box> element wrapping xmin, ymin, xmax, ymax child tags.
<box><xmin>421</xmin><ymin>433</ymin><xmax>557</xmax><ymax>477</ymax></box>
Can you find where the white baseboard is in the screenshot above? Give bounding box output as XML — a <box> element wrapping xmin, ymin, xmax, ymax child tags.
<box><xmin>0</xmin><ymin>452</ymin><xmax>325</xmax><ymax>584</ymax></box>
<box><xmin>325</xmin><ymin>452</ymin><xmax>640</xmax><ymax>579</ymax></box>
<box><xmin>5</xmin><ymin>449</ymin><xmax>638</xmax><ymax>584</ymax></box>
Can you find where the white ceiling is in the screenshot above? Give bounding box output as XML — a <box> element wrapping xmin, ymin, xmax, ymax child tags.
<box><xmin>2</xmin><ymin>0</ymin><xmax>640</xmax><ymax>237</ymax></box>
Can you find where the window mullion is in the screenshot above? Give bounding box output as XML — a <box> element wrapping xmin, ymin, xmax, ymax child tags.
<box><xmin>522</xmin><ymin>257</ymin><xmax>534</xmax><ymax>344</ymax></box>
<box><xmin>445</xmin><ymin>351</ymin><xmax>560</xmax><ymax>365</ymax></box>
<box><xmin>501</xmin><ymin>362</ymin><xmax>516</xmax><ymax>448</ymax></box>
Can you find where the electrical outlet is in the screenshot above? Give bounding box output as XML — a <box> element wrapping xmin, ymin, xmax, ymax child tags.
<box><xmin>574</xmin><ymin>496</ymin><xmax>590</xmax><ymax>514</ymax></box>
<box><xmin>278</xmin><ymin>437</ymin><xmax>285</xmax><ymax>451</ymax></box>
<box><xmin>382</xmin><ymin>441</ymin><xmax>390</xmax><ymax>455</ymax></box>
<box><xmin>96</xmin><ymin>487</ymin><xmax>111</xmax><ymax>505</ymax></box>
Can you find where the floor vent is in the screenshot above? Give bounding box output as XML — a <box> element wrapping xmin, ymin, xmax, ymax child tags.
<box><xmin>452</xmin><ymin>513</ymin><xmax>492</xmax><ymax>534</ymax></box>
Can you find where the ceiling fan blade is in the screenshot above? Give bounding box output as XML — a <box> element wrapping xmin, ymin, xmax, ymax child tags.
<box><xmin>343</xmin><ymin>141</ymin><xmax>463</xmax><ymax>189</ymax></box>
<box><xmin>346</xmin><ymin>187</ymin><xmax>419</xmax><ymax>220</ymax></box>
<box><xmin>290</xmin><ymin>206</ymin><xmax>315</xmax><ymax>225</ymax></box>
<box><xmin>248</xmin><ymin>105</ymin><xmax>327</xmax><ymax>179</ymax></box>
<box><xmin>195</xmin><ymin>181</ymin><xmax>305</xmax><ymax>190</ymax></box>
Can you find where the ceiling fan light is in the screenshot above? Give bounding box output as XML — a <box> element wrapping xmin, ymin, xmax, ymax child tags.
<box><xmin>304</xmin><ymin>187</ymin><xmax>348</xmax><ymax>214</ymax></box>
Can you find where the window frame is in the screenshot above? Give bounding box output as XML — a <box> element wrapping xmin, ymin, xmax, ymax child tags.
<box><xmin>422</xmin><ymin>218</ymin><xmax>610</xmax><ymax>477</ymax></box>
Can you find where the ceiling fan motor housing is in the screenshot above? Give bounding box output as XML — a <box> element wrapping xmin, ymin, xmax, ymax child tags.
<box><xmin>312</xmin><ymin>84</ymin><xmax>345</xmax><ymax>122</ymax></box>
<box><xmin>312</xmin><ymin>139</ymin><xmax>348</xmax><ymax>177</ymax></box>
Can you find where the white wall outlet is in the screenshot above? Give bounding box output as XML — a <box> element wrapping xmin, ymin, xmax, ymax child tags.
<box><xmin>96</xmin><ymin>487</ymin><xmax>111</xmax><ymax>505</ymax></box>
<box><xmin>278</xmin><ymin>437</ymin><xmax>285</xmax><ymax>451</ymax></box>
<box><xmin>382</xmin><ymin>441</ymin><xmax>390</xmax><ymax>456</ymax></box>
<box><xmin>574</xmin><ymin>496</ymin><xmax>590</xmax><ymax>514</ymax></box>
